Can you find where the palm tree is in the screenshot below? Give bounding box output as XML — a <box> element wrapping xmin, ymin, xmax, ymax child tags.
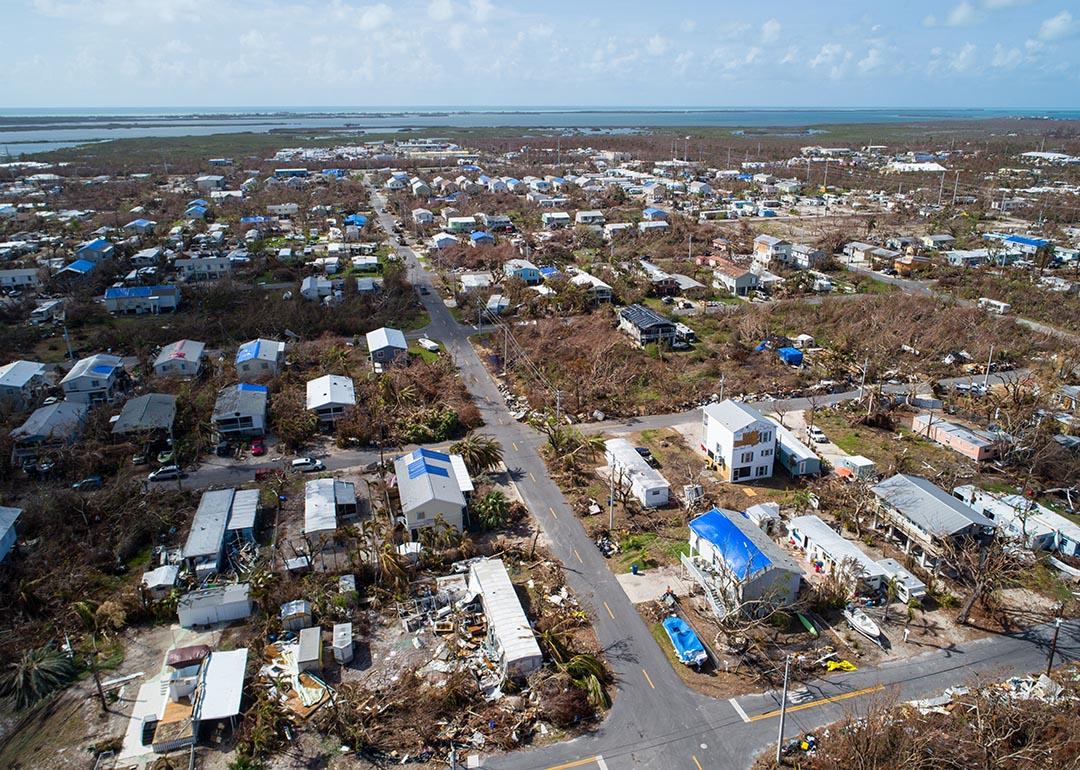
<box><xmin>0</xmin><ymin>645</ymin><xmax>77</xmax><ymax>710</ymax></box>
<box><xmin>450</xmin><ymin>432</ymin><xmax>504</xmax><ymax>476</ymax></box>
<box><xmin>471</xmin><ymin>490</ymin><xmax>511</xmax><ymax>530</ymax></box>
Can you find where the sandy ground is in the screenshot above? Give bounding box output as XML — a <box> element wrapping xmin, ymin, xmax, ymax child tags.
<box><xmin>616</xmin><ymin>566</ymin><xmax>694</xmax><ymax>603</ymax></box>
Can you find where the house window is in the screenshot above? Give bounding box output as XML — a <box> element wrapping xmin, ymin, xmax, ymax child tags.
<box><xmin>761</xmin><ymin>448</ymin><xmax>772</xmax><ymax>457</ymax></box>
<box><xmin>734</xmin><ymin>466</ymin><xmax>751</xmax><ymax>480</ymax></box>
<box><xmin>761</xmin><ymin>431</ymin><xmax>772</xmax><ymax>444</ymax></box>
<box><xmin>416</xmin><ymin>511</ymin><xmax>426</xmax><ymax>520</ymax></box>
<box><xmin>755</xmin><ymin>465</ymin><xmax>769</xmax><ymax>477</ymax></box>
<box><xmin>740</xmin><ymin>451</ymin><xmax>754</xmax><ymax>464</ymax></box>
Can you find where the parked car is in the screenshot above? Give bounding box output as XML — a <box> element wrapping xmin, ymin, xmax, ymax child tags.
<box><xmin>72</xmin><ymin>475</ymin><xmax>103</xmax><ymax>491</ymax></box>
<box><xmin>251</xmin><ymin>437</ymin><xmax>267</xmax><ymax>456</ymax></box>
<box><xmin>805</xmin><ymin>426</ymin><xmax>828</xmax><ymax>444</ymax></box>
<box><xmin>132</xmin><ymin>452</ymin><xmax>149</xmax><ymax>466</ymax></box>
<box><xmin>148</xmin><ymin>465</ymin><xmax>181</xmax><ymax>482</ymax></box>
<box><xmin>214</xmin><ymin>440</ymin><xmax>232</xmax><ymax>457</ymax></box>
<box><xmin>634</xmin><ymin>446</ymin><xmax>658</xmax><ymax>466</ymax></box>
<box><xmin>291</xmin><ymin>457</ymin><xmax>326</xmax><ymax>472</ymax></box>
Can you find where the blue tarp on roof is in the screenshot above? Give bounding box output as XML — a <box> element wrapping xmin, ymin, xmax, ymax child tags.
<box><xmin>236</xmin><ymin>383</ymin><xmax>268</xmax><ymax>393</ymax></box>
<box><xmin>240</xmin><ymin>216</ymin><xmax>267</xmax><ymax>224</ymax></box>
<box><xmin>754</xmin><ymin>341</ymin><xmax>768</xmax><ymax>352</ymax></box>
<box><xmin>539</xmin><ymin>266</ymin><xmax>560</xmax><ymax>278</ymax></box>
<box><xmin>187</xmin><ymin>200</ymin><xmax>209</xmax><ymax>208</ymax></box>
<box><xmin>643</xmin><ymin>207</ymin><xmax>665</xmax><ymax>217</ymax></box>
<box><xmin>1005</xmin><ymin>235</ymin><xmax>1050</xmax><ymax>248</ymax></box>
<box><xmin>344</xmin><ymin>214</ymin><xmax>368</xmax><ymax>227</ymax></box>
<box><xmin>738</xmin><ymin>173</ymin><xmax>753</xmax><ymax>181</ymax></box>
<box><xmin>91</xmin><ymin>364</ymin><xmax>115</xmax><ymax>375</ymax></box>
<box><xmin>62</xmin><ymin>259</ymin><xmax>96</xmax><ymax>274</ymax></box>
<box><xmin>415</xmin><ymin>447</ymin><xmax>451</xmax><ymax>462</ymax></box>
<box><xmin>460</xmin><ymin>164</ymin><xmax>481</xmax><ymax>172</ymax></box>
<box><xmin>469</xmin><ymin>230</ymin><xmax>493</xmax><ymax>242</ymax></box>
<box><xmin>689</xmin><ymin>507</ymin><xmax>772</xmax><ymax>581</ymax></box>
<box><xmin>186</xmin><ymin>205</ymin><xmax>208</xmax><ymax>215</ymax></box>
<box><xmin>235</xmin><ymin>340</ymin><xmax>260</xmax><ymax>364</ymax></box>
<box><xmin>407</xmin><ymin>459</ymin><xmax>450</xmax><ymax>479</ymax></box>
<box><xmin>129</xmin><ymin>218</ymin><xmax>153</xmax><ymax>227</ymax></box>
<box><xmin>104</xmin><ymin>285</ymin><xmax>171</xmax><ymax>299</ymax></box>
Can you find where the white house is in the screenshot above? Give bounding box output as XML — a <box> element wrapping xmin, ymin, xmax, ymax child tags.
<box><xmin>712</xmin><ymin>258</ymin><xmax>758</xmax><ymax>297</ymax></box>
<box><xmin>787</xmin><ymin>514</ymin><xmax>887</xmax><ymax>593</ymax></box>
<box><xmin>604</xmin><ymin>438</ymin><xmax>670</xmax><ymax>508</ymax></box>
<box><xmin>393</xmin><ymin>447</ymin><xmax>472</xmax><ymax>538</ymax></box>
<box><xmin>954</xmin><ymin>485</ymin><xmax>1080</xmax><ymax>559</ymax></box>
<box><xmin>153</xmin><ymin>339</ymin><xmax>206</xmax><ymax>379</ymax></box>
<box><xmin>304</xmin><ymin>477</ymin><xmax>357</xmax><ymax>536</ymax></box>
<box><xmin>175</xmin><ymin>256</ymin><xmax>232</xmax><ymax>282</ymax></box>
<box><xmin>0</xmin><ymin>268</ymin><xmax>41</xmax><ymax>290</ymax></box>
<box><xmin>701</xmin><ymin>400</ymin><xmax>775</xmax><ymax>483</ymax></box>
<box><xmin>103</xmin><ymin>285</ymin><xmax>181</xmax><ymax>315</ymax></box>
<box><xmin>0</xmin><ymin>360</ymin><xmax>49</xmax><ymax>411</ymax></box>
<box><xmin>235</xmin><ymin>338</ymin><xmax>285</xmax><ymax>381</ymax></box>
<box><xmin>306</xmin><ymin>374</ymin><xmax>355</xmax><ymax>428</ymax></box>
<box><xmin>412</xmin><ymin>208</ymin><xmax>434</xmax><ymax>225</ymax></box>
<box><xmin>540</xmin><ymin>211</ymin><xmax>572</xmax><ymax>230</ymax></box>
<box><xmin>177</xmin><ymin>584</ymin><xmax>252</xmax><ymax>628</ymax></box>
<box><xmin>366</xmin><ymin>327</ymin><xmax>408</xmax><ymax>365</ymax></box>
<box><xmin>60</xmin><ymin>353</ymin><xmax>128</xmax><ymax>405</ymax></box>
<box><xmin>574</xmin><ymin>210</ymin><xmax>606</xmax><ymax>226</ymax></box>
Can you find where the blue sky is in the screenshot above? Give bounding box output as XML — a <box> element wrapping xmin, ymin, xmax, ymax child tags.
<box><xmin>3</xmin><ymin>0</ymin><xmax>1079</xmax><ymax>108</ymax></box>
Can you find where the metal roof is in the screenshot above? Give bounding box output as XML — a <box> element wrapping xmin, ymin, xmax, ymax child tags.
<box><xmin>304</xmin><ymin>477</ymin><xmax>353</xmax><ymax>534</ymax></box>
<box><xmin>690</xmin><ymin>507</ymin><xmax>801</xmax><ymax>581</ymax></box>
<box><xmin>872</xmin><ymin>474</ymin><xmax>994</xmax><ymax>537</ymax></box>
<box><xmin>235</xmin><ymin>338</ymin><xmax>283</xmax><ymax>365</ymax></box>
<box><xmin>10</xmin><ymin>401</ymin><xmax>87</xmax><ymax>442</ymax></box>
<box><xmin>194</xmin><ymin>648</ymin><xmax>248</xmax><ymax>721</ymax></box>
<box><xmin>604</xmin><ymin>438</ymin><xmax>669</xmax><ymax>491</ymax></box>
<box><xmin>703</xmin><ymin>399</ymin><xmax>768</xmax><ymax>434</ymax></box>
<box><xmin>104</xmin><ymin>285</ymin><xmax>178</xmax><ymax>299</ymax></box>
<box><xmin>366</xmin><ymin>326</ymin><xmax>407</xmax><ymax>352</ymax></box>
<box><xmin>183</xmin><ymin>489</ymin><xmax>234</xmax><ymax>560</ymax></box>
<box><xmin>153</xmin><ymin>339</ymin><xmax>205</xmax><ymax>368</ymax></box>
<box><xmin>619</xmin><ymin>303</ymin><xmax>674</xmax><ymax>331</ymax></box>
<box><xmin>227</xmin><ymin>488</ymin><xmax>260</xmax><ymax>532</ymax></box>
<box><xmin>111</xmin><ymin>393</ymin><xmax>177</xmax><ymax>434</ymax></box>
<box><xmin>393</xmin><ymin>448</ymin><xmax>467</xmax><ymax>516</ymax></box>
<box><xmin>789</xmin><ymin>514</ymin><xmax>887</xmax><ymax>580</ymax></box>
<box><xmin>468</xmin><ymin>558</ymin><xmax>542</xmax><ymax>673</ymax></box>
<box><xmin>62</xmin><ymin>353</ymin><xmax>122</xmax><ymax>384</ymax></box>
<box><xmin>0</xmin><ymin>360</ymin><xmax>46</xmax><ymax>389</ymax></box>
<box><xmin>298</xmin><ymin>627</ymin><xmax>321</xmax><ymax>663</ymax></box>
<box><xmin>213</xmin><ymin>383</ymin><xmax>268</xmax><ymax>420</ymax></box>
<box><xmin>305</xmin><ymin>374</ymin><xmax>355</xmax><ymax>410</ymax></box>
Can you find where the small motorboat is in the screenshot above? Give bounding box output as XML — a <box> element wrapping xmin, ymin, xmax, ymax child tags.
<box><xmin>842</xmin><ymin>606</ymin><xmax>882</xmax><ymax>641</ymax></box>
<box><xmin>662</xmin><ymin>615</ymin><xmax>708</xmax><ymax>667</ymax></box>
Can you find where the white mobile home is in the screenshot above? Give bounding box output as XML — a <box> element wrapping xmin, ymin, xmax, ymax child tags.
<box><xmin>603</xmin><ymin>438</ymin><xmax>670</xmax><ymax>508</ymax></box>
<box><xmin>468</xmin><ymin>558</ymin><xmax>543</xmax><ymax>678</ymax></box>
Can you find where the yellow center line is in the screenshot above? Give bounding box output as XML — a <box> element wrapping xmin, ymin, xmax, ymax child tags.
<box><xmin>573</xmin><ymin>548</ymin><xmax>583</xmax><ymax>564</ymax></box>
<box><xmin>603</xmin><ymin>601</ymin><xmax>615</xmax><ymax>619</ymax></box>
<box><xmin>546</xmin><ymin>758</ymin><xmax>600</xmax><ymax>770</ymax></box>
<box><xmin>692</xmin><ymin>756</ymin><xmax>704</xmax><ymax>770</ymax></box>
<box><xmin>748</xmin><ymin>684</ymin><xmax>885</xmax><ymax>722</ymax></box>
<box><xmin>550</xmin><ymin>506</ymin><xmax>558</xmax><ymax>519</ymax></box>
<box><xmin>642</xmin><ymin>668</ymin><xmax>656</xmax><ymax>689</ymax></box>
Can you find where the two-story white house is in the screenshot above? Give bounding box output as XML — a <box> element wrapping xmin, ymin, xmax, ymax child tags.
<box><xmin>0</xmin><ymin>360</ymin><xmax>49</xmax><ymax>411</ymax></box>
<box><xmin>153</xmin><ymin>339</ymin><xmax>206</xmax><ymax>379</ymax></box>
<box><xmin>306</xmin><ymin>374</ymin><xmax>356</xmax><ymax>429</ymax></box>
<box><xmin>701</xmin><ymin>400</ymin><xmax>776</xmax><ymax>483</ymax></box>
<box><xmin>60</xmin><ymin>354</ymin><xmax>129</xmax><ymax>405</ymax></box>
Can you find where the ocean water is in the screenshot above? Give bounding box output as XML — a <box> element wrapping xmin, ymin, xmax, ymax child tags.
<box><xmin>1</xmin><ymin>106</ymin><xmax>1076</xmax><ymax>157</ymax></box>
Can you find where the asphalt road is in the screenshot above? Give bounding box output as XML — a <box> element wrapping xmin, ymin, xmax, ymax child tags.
<box><xmin>364</xmin><ymin>185</ymin><xmax>1080</xmax><ymax>769</ymax></box>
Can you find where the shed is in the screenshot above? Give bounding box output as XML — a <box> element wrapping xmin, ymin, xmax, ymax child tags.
<box><xmin>333</xmin><ymin>623</ymin><xmax>354</xmax><ymax>664</ymax></box>
<box><xmin>297</xmin><ymin>627</ymin><xmax>322</xmax><ymax>673</ymax></box>
<box><xmin>280</xmin><ymin>599</ymin><xmax>312</xmax><ymax>632</ymax></box>
<box><xmin>177</xmin><ymin>584</ymin><xmax>252</xmax><ymax>628</ymax></box>
<box><xmin>467</xmin><ymin>558</ymin><xmax>543</xmax><ymax>678</ymax></box>
<box><xmin>142</xmin><ymin>564</ymin><xmax>179</xmax><ymax>600</ymax></box>
<box><xmin>838</xmin><ymin>455</ymin><xmax>876</xmax><ymax>479</ymax></box>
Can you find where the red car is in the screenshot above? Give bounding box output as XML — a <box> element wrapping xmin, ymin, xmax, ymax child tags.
<box><xmin>251</xmin><ymin>437</ymin><xmax>267</xmax><ymax>456</ymax></box>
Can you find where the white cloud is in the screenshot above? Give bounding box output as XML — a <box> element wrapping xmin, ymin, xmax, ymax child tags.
<box><xmin>646</xmin><ymin>34</ymin><xmax>668</xmax><ymax>55</ymax></box>
<box><xmin>681</xmin><ymin>18</ymin><xmax>697</xmax><ymax>33</ymax></box>
<box><xmin>950</xmin><ymin>42</ymin><xmax>978</xmax><ymax>71</ymax></box>
<box><xmin>984</xmin><ymin>0</ymin><xmax>1034</xmax><ymax>8</ymax></box>
<box><xmin>991</xmin><ymin>42</ymin><xmax>1023</xmax><ymax>67</ymax></box>
<box><xmin>470</xmin><ymin>0</ymin><xmax>493</xmax><ymax>22</ymax></box>
<box><xmin>858</xmin><ymin>48</ymin><xmax>882</xmax><ymax>73</ymax></box>
<box><xmin>356</xmin><ymin>4</ymin><xmax>393</xmax><ymax>31</ymax></box>
<box><xmin>924</xmin><ymin>1</ymin><xmax>980</xmax><ymax>28</ymax></box>
<box><xmin>1039</xmin><ymin>10</ymin><xmax>1076</xmax><ymax>41</ymax></box>
<box><xmin>429</xmin><ymin>0</ymin><xmax>454</xmax><ymax>21</ymax></box>
<box><xmin>744</xmin><ymin>46</ymin><xmax>761</xmax><ymax>64</ymax></box>
<box><xmin>761</xmin><ymin>18</ymin><xmax>781</xmax><ymax>44</ymax></box>
<box><xmin>809</xmin><ymin>43</ymin><xmax>843</xmax><ymax>68</ymax></box>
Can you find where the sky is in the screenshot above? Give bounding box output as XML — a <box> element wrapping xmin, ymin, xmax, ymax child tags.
<box><xmin>3</xmin><ymin>0</ymin><xmax>1080</xmax><ymax>109</ymax></box>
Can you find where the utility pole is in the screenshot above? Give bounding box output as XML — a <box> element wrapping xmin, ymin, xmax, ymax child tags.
<box><xmin>608</xmin><ymin>462</ymin><xmax>615</xmax><ymax>532</ymax></box>
<box><xmin>951</xmin><ymin>170</ymin><xmax>960</xmax><ymax>206</ymax></box>
<box><xmin>937</xmin><ymin>171</ymin><xmax>945</xmax><ymax>207</ymax></box>
<box><xmin>684</xmin><ymin>135</ymin><xmax>690</xmax><ymax>164</ymax></box>
<box><xmin>775</xmin><ymin>654</ymin><xmax>792</xmax><ymax>764</ymax></box>
<box><xmin>718</xmin><ymin>374</ymin><xmax>725</xmax><ymax>402</ymax></box>
<box><xmin>688</xmin><ymin>234</ymin><xmax>693</xmax><ymax>261</ymax></box>
<box><xmin>1046</xmin><ymin>617</ymin><xmax>1063</xmax><ymax>676</ymax></box>
<box><xmin>983</xmin><ymin>344</ymin><xmax>994</xmax><ymax>387</ymax></box>
<box><xmin>555</xmin><ymin>390</ymin><xmax>562</xmax><ymax>426</ymax></box>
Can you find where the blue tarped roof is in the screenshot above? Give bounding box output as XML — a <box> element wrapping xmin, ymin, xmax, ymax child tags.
<box><xmin>63</xmin><ymin>259</ymin><xmax>96</xmax><ymax>273</ymax></box>
<box><xmin>469</xmin><ymin>230</ymin><xmax>493</xmax><ymax>241</ymax></box>
<box><xmin>689</xmin><ymin>507</ymin><xmax>772</xmax><ymax>581</ymax></box>
<box><xmin>539</xmin><ymin>266</ymin><xmax>560</xmax><ymax>277</ymax></box>
<box><xmin>104</xmin><ymin>285</ymin><xmax>172</xmax><ymax>298</ymax></box>
<box><xmin>1005</xmin><ymin>235</ymin><xmax>1049</xmax><ymax>248</ymax></box>
<box><xmin>407</xmin><ymin>459</ymin><xmax>450</xmax><ymax>479</ymax></box>
<box><xmin>240</xmin><ymin>216</ymin><xmax>267</xmax><ymax>224</ymax></box>
<box><xmin>237</xmin><ymin>383</ymin><xmax>268</xmax><ymax>393</ymax></box>
<box><xmin>81</xmin><ymin>238</ymin><xmax>112</xmax><ymax>251</ymax></box>
<box><xmin>235</xmin><ymin>339</ymin><xmax>260</xmax><ymax>364</ymax></box>
<box><xmin>344</xmin><ymin>214</ymin><xmax>368</xmax><ymax>226</ymax></box>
